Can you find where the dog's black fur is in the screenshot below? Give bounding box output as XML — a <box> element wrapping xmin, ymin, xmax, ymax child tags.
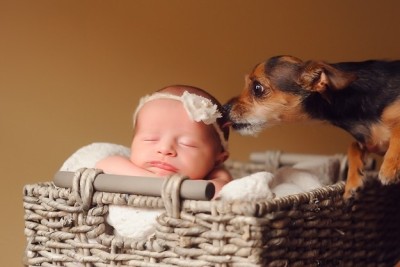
<box><xmin>302</xmin><ymin>60</ymin><xmax>400</xmax><ymax>139</ymax></box>
<box><xmin>224</xmin><ymin>55</ymin><xmax>400</xmax><ymax>198</ymax></box>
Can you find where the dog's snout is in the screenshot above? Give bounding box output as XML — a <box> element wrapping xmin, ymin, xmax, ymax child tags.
<box><xmin>222</xmin><ymin>103</ymin><xmax>232</xmax><ymax>115</ymax></box>
<box><xmin>222</xmin><ymin>97</ymin><xmax>238</xmax><ymax>115</ymax></box>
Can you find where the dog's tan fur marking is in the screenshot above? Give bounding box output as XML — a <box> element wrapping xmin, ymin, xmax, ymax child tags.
<box><xmin>263</xmin><ymin>92</ymin><xmax>309</xmax><ymax>123</ymax></box>
<box><xmin>366</xmin><ymin>123</ymin><xmax>390</xmax><ymax>155</ymax></box>
<box><xmin>252</xmin><ymin>62</ymin><xmax>266</xmax><ymax>77</ymax></box>
<box><xmin>382</xmin><ymin>99</ymin><xmax>400</xmax><ymax>127</ymax></box>
<box><xmin>277</xmin><ymin>55</ymin><xmax>303</xmax><ymax>64</ymax></box>
<box><xmin>377</xmin><ymin>100</ymin><xmax>400</xmax><ymax>183</ymax></box>
<box><xmin>380</xmin><ymin>125</ymin><xmax>400</xmax><ymax>184</ymax></box>
<box><xmin>377</xmin><ymin>99</ymin><xmax>400</xmax><ymax>183</ymax></box>
<box><xmin>344</xmin><ymin>141</ymin><xmax>366</xmax><ymax>199</ymax></box>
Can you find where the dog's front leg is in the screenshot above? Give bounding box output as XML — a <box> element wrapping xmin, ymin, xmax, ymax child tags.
<box><xmin>379</xmin><ymin>125</ymin><xmax>400</xmax><ymax>184</ymax></box>
<box><xmin>344</xmin><ymin>141</ymin><xmax>367</xmax><ymax>199</ymax></box>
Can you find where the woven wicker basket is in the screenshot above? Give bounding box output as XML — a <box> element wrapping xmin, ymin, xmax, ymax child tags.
<box><xmin>23</xmin><ymin>160</ymin><xmax>400</xmax><ymax>267</ymax></box>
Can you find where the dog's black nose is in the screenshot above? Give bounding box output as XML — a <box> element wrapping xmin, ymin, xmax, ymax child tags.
<box><xmin>222</xmin><ymin>97</ymin><xmax>237</xmax><ymax>115</ymax></box>
<box><xmin>222</xmin><ymin>103</ymin><xmax>232</xmax><ymax>114</ymax></box>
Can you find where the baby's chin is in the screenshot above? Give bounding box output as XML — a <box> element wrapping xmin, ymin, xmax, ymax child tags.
<box><xmin>149</xmin><ymin>168</ymin><xmax>177</xmax><ymax>177</ymax></box>
<box><xmin>150</xmin><ymin>169</ymin><xmax>206</xmax><ymax>180</ymax></box>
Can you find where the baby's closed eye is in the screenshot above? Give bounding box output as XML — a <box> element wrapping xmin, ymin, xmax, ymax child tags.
<box><xmin>142</xmin><ymin>135</ymin><xmax>159</xmax><ymax>142</ymax></box>
<box><xmin>178</xmin><ymin>138</ymin><xmax>198</xmax><ymax>148</ymax></box>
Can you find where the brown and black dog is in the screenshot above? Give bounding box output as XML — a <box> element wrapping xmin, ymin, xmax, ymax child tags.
<box><xmin>224</xmin><ymin>55</ymin><xmax>400</xmax><ymax>198</ymax></box>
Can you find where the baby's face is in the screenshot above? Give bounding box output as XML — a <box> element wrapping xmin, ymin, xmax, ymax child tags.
<box><xmin>130</xmin><ymin>99</ymin><xmax>226</xmax><ymax>179</ymax></box>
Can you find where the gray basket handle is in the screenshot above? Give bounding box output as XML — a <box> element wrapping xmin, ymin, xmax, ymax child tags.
<box><xmin>54</xmin><ymin>169</ymin><xmax>215</xmax><ymax>201</ymax></box>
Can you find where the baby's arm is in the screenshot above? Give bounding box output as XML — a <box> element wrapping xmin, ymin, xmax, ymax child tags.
<box><xmin>207</xmin><ymin>166</ymin><xmax>233</xmax><ymax>198</ymax></box>
<box><xmin>95</xmin><ymin>155</ymin><xmax>156</xmax><ymax>177</ymax></box>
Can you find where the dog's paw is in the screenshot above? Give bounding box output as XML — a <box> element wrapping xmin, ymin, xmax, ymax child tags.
<box><xmin>343</xmin><ymin>170</ymin><xmax>365</xmax><ymax>200</ymax></box>
<box><xmin>343</xmin><ymin>184</ymin><xmax>357</xmax><ymax>200</ymax></box>
<box><xmin>379</xmin><ymin>158</ymin><xmax>400</xmax><ymax>185</ymax></box>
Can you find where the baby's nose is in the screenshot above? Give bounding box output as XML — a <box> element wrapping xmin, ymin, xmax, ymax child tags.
<box><xmin>157</xmin><ymin>143</ymin><xmax>177</xmax><ymax>156</ymax></box>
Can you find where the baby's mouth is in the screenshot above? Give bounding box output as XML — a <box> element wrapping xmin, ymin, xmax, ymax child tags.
<box><xmin>149</xmin><ymin>161</ymin><xmax>178</xmax><ymax>173</ymax></box>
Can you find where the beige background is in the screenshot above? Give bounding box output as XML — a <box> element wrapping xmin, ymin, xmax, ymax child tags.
<box><xmin>1</xmin><ymin>0</ymin><xmax>399</xmax><ymax>265</ymax></box>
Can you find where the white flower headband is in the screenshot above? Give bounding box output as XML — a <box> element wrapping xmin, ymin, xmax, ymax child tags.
<box><xmin>133</xmin><ymin>91</ymin><xmax>228</xmax><ymax>151</ymax></box>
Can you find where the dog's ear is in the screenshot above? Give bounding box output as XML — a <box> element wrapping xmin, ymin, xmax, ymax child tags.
<box><xmin>299</xmin><ymin>61</ymin><xmax>357</xmax><ymax>93</ymax></box>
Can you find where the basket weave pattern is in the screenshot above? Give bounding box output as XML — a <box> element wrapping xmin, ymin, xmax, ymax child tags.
<box><xmin>23</xmin><ymin>164</ymin><xmax>400</xmax><ymax>266</ymax></box>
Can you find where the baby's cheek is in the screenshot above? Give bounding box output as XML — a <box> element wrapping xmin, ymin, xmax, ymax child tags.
<box><xmin>188</xmin><ymin>161</ymin><xmax>215</xmax><ymax>180</ymax></box>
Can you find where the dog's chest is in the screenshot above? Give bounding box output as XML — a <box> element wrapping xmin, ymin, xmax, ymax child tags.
<box><xmin>361</xmin><ymin>123</ymin><xmax>390</xmax><ymax>155</ymax></box>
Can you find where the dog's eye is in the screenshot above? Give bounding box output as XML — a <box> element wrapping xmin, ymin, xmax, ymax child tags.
<box><xmin>252</xmin><ymin>81</ymin><xmax>265</xmax><ymax>97</ymax></box>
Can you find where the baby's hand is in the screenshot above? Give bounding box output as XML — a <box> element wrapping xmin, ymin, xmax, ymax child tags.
<box><xmin>96</xmin><ymin>156</ymin><xmax>155</xmax><ymax>177</ymax></box>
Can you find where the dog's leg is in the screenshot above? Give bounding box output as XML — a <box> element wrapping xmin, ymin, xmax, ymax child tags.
<box><xmin>379</xmin><ymin>125</ymin><xmax>400</xmax><ymax>184</ymax></box>
<box><xmin>344</xmin><ymin>141</ymin><xmax>366</xmax><ymax>199</ymax></box>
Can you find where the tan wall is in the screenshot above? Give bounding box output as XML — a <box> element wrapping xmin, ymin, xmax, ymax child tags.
<box><xmin>2</xmin><ymin>0</ymin><xmax>399</xmax><ymax>265</ymax></box>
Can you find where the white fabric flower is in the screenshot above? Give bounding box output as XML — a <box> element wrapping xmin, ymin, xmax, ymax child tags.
<box><xmin>181</xmin><ymin>91</ymin><xmax>222</xmax><ymax>124</ymax></box>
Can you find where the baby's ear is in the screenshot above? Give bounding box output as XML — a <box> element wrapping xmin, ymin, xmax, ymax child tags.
<box><xmin>298</xmin><ymin>61</ymin><xmax>357</xmax><ymax>93</ymax></box>
<box><xmin>216</xmin><ymin>151</ymin><xmax>229</xmax><ymax>166</ymax></box>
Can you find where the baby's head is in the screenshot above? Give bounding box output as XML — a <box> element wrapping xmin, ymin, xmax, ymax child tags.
<box><xmin>130</xmin><ymin>85</ymin><xmax>230</xmax><ymax>179</ymax></box>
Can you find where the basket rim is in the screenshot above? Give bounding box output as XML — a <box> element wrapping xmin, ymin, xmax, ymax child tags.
<box><xmin>24</xmin><ymin>179</ymin><xmax>347</xmax><ymax>217</ymax></box>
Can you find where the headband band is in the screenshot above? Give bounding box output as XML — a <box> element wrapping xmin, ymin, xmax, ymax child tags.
<box><xmin>133</xmin><ymin>91</ymin><xmax>228</xmax><ymax>151</ymax></box>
